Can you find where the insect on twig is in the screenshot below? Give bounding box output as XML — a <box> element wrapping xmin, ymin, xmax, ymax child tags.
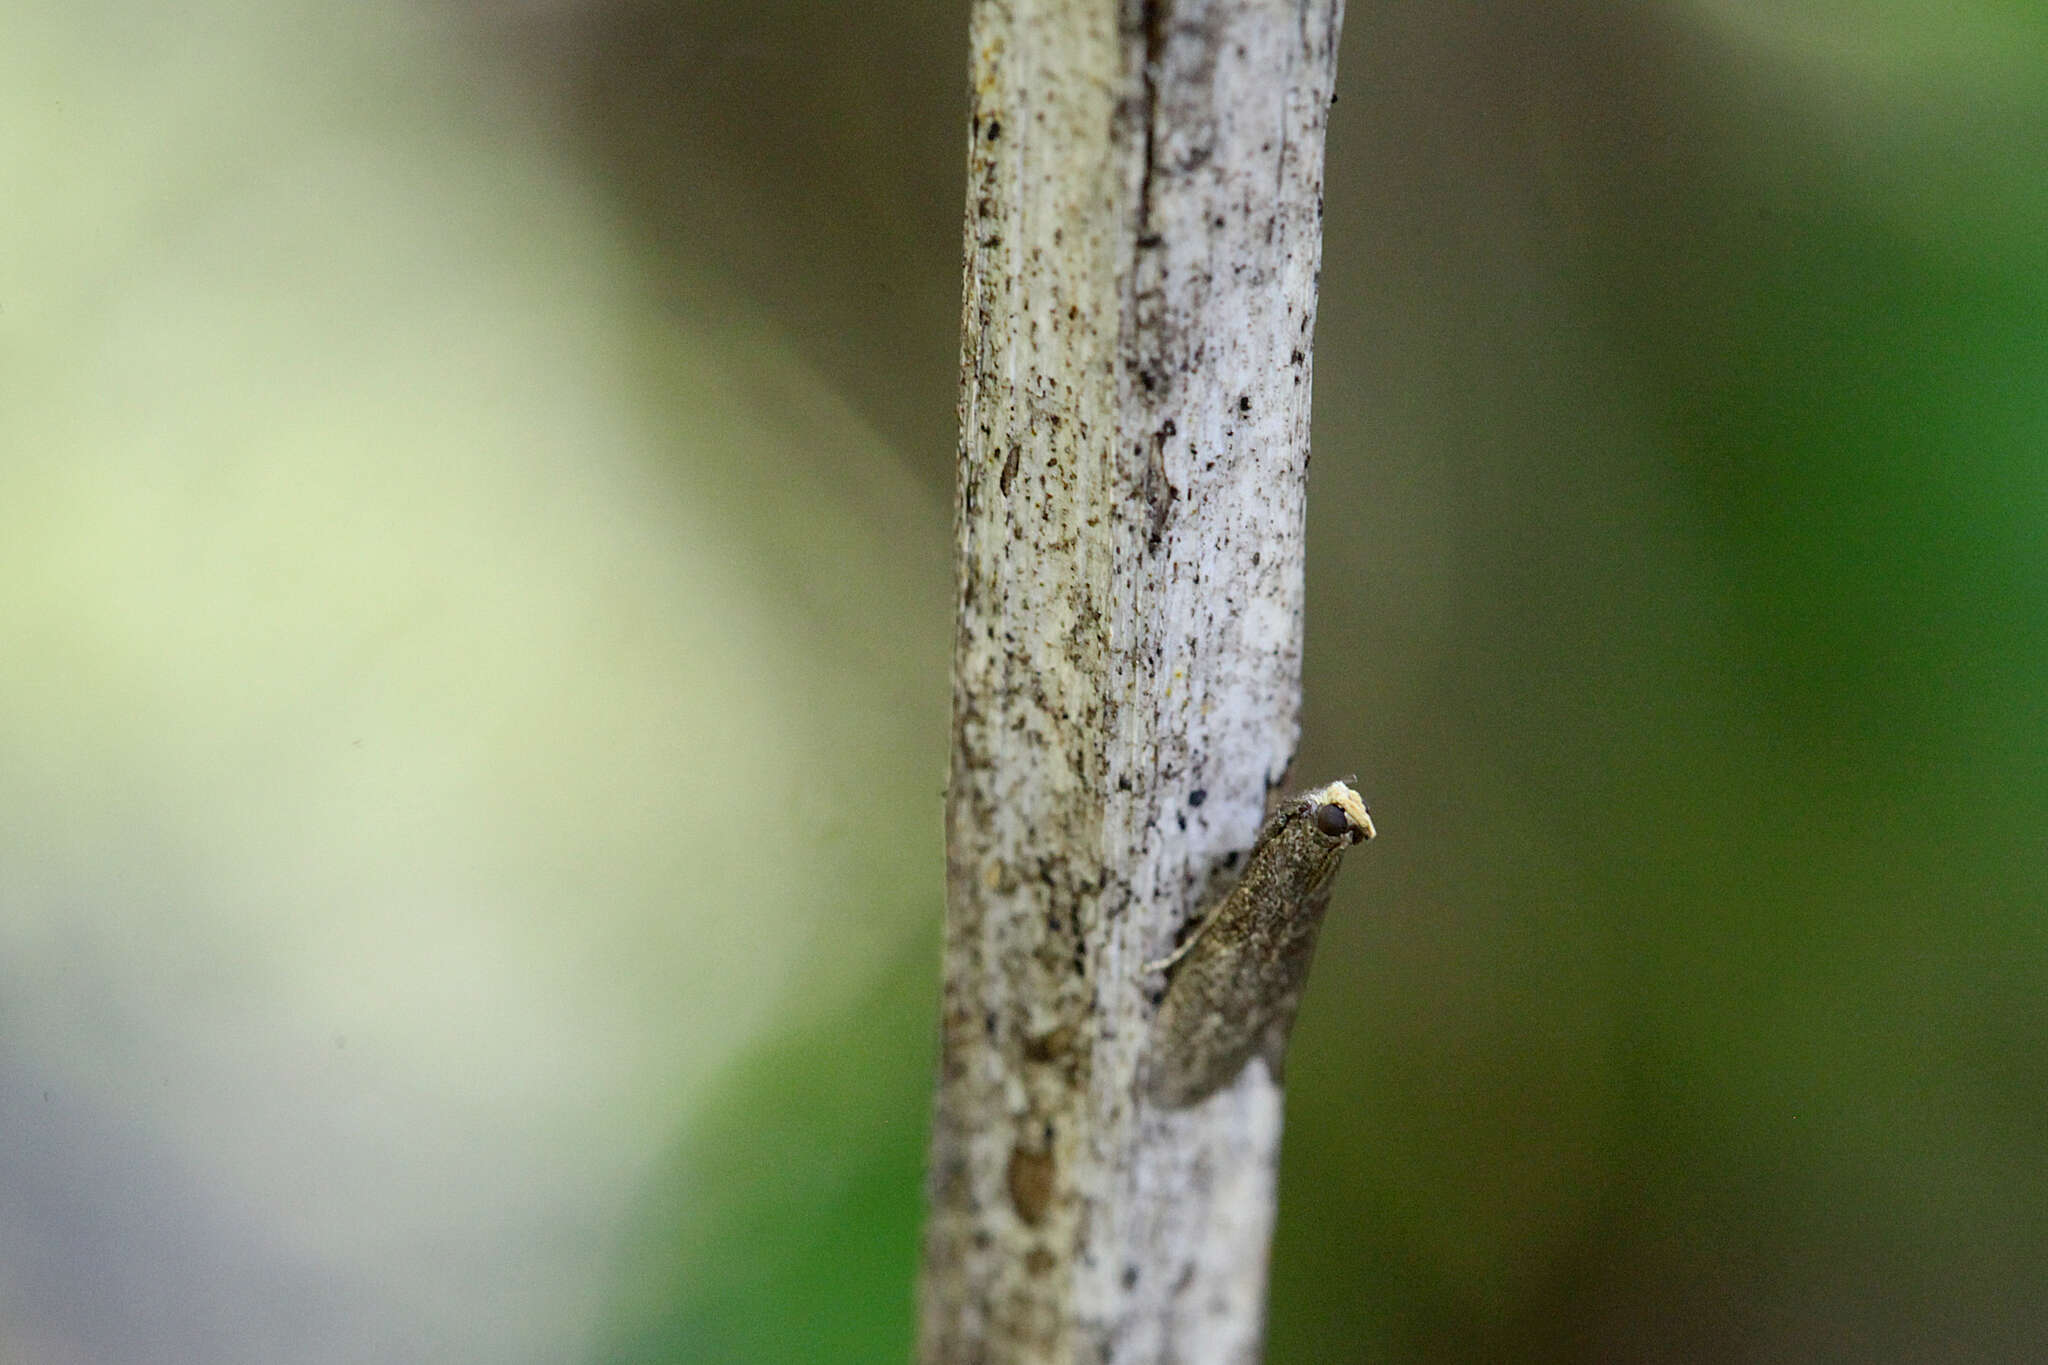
<box><xmin>1146</xmin><ymin>780</ymin><xmax>1374</xmax><ymax>1108</ymax></box>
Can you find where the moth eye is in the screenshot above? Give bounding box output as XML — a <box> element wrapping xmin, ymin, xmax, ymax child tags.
<box><xmin>1313</xmin><ymin>802</ymin><xmax>1351</xmax><ymax>838</ymax></box>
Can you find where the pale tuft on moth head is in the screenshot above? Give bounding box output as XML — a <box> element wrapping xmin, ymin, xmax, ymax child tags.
<box><xmin>1303</xmin><ymin>779</ymin><xmax>1374</xmax><ymax>845</ymax></box>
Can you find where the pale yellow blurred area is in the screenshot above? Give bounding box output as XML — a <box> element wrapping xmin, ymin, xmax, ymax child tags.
<box><xmin>0</xmin><ymin>2</ymin><xmax>945</xmax><ymax>1360</ymax></box>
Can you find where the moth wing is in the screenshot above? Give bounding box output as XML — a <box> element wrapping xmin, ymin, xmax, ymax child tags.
<box><xmin>1257</xmin><ymin>1017</ymin><xmax>1291</xmax><ymax>1085</ymax></box>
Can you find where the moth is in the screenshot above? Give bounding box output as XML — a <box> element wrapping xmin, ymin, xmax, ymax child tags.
<box><xmin>1146</xmin><ymin>780</ymin><xmax>1374</xmax><ymax>1108</ymax></box>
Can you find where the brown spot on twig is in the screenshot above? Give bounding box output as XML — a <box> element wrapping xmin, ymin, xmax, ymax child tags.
<box><xmin>1023</xmin><ymin>1025</ymin><xmax>1075</xmax><ymax>1063</ymax></box>
<box><xmin>1008</xmin><ymin>1145</ymin><xmax>1056</xmax><ymax>1226</ymax></box>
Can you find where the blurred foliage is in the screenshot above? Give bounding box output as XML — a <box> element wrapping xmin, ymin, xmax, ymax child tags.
<box><xmin>594</xmin><ymin>941</ymin><xmax>937</xmax><ymax>1365</ymax></box>
<box><xmin>3</xmin><ymin>0</ymin><xmax>2046</xmax><ymax>1361</ymax></box>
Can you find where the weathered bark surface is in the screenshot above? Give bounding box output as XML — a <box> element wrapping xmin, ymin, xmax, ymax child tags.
<box><xmin>919</xmin><ymin>2</ymin><xmax>1344</xmax><ymax>1362</ymax></box>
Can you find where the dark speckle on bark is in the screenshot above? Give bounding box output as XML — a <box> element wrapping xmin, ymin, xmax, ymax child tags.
<box><xmin>1008</xmin><ymin>1145</ymin><xmax>1056</xmax><ymax>1227</ymax></box>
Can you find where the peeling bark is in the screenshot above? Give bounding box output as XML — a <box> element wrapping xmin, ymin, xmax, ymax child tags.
<box><xmin>920</xmin><ymin>2</ymin><xmax>1345</xmax><ymax>1361</ymax></box>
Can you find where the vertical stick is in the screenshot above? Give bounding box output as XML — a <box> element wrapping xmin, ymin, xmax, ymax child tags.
<box><xmin>920</xmin><ymin>2</ymin><xmax>1345</xmax><ymax>1361</ymax></box>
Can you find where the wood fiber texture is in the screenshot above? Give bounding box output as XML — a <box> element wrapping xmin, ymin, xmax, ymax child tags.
<box><xmin>920</xmin><ymin>2</ymin><xmax>1345</xmax><ymax>1362</ymax></box>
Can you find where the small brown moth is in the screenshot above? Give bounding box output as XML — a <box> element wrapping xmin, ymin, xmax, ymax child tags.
<box><xmin>1146</xmin><ymin>780</ymin><xmax>1374</xmax><ymax>1108</ymax></box>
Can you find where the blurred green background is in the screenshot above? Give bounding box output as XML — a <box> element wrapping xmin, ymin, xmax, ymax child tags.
<box><xmin>3</xmin><ymin>0</ymin><xmax>2044</xmax><ymax>1361</ymax></box>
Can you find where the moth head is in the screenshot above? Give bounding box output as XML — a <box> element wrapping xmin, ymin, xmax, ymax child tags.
<box><xmin>1304</xmin><ymin>780</ymin><xmax>1374</xmax><ymax>845</ymax></box>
